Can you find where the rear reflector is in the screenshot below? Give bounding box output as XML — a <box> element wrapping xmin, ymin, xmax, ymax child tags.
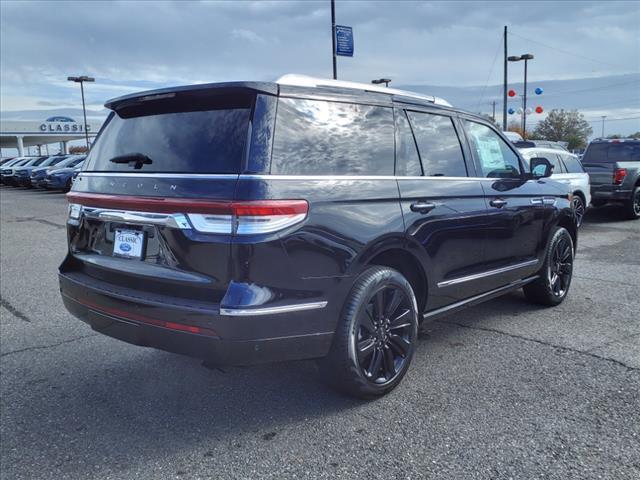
<box><xmin>613</xmin><ymin>168</ymin><xmax>627</xmax><ymax>185</ymax></box>
<box><xmin>66</xmin><ymin>192</ymin><xmax>308</xmax><ymax>235</ymax></box>
<box><xmin>73</xmin><ymin>296</ymin><xmax>218</xmax><ymax>337</ymax></box>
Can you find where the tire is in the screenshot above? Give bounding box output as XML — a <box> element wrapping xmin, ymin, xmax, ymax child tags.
<box><xmin>572</xmin><ymin>194</ymin><xmax>586</xmax><ymax>228</ymax></box>
<box><xmin>318</xmin><ymin>266</ymin><xmax>419</xmax><ymax>399</ymax></box>
<box><xmin>623</xmin><ymin>185</ymin><xmax>640</xmax><ymax>220</ymax></box>
<box><xmin>523</xmin><ymin>227</ymin><xmax>574</xmax><ymax>306</ymax></box>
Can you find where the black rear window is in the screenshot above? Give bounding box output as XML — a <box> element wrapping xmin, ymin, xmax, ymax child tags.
<box><xmin>86</xmin><ymin>94</ymin><xmax>252</xmax><ymax>173</ymax></box>
<box><xmin>583</xmin><ymin>142</ymin><xmax>640</xmax><ymax>163</ymax></box>
<box><xmin>271</xmin><ymin>98</ymin><xmax>394</xmax><ymax>175</ymax></box>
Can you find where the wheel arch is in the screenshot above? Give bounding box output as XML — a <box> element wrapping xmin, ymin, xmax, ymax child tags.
<box><xmin>556</xmin><ymin>211</ymin><xmax>578</xmax><ymax>251</ymax></box>
<box><xmin>366</xmin><ymin>248</ymin><xmax>428</xmax><ymax>314</ymax></box>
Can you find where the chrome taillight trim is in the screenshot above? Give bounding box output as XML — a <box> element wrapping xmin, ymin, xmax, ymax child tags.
<box><xmin>80</xmin><ymin>207</ymin><xmax>192</xmax><ymax>229</ymax></box>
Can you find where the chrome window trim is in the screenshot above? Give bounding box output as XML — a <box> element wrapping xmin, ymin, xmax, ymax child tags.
<box><xmin>437</xmin><ymin>259</ymin><xmax>539</xmax><ymax>288</ymax></box>
<box><xmin>220</xmin><ymin>301</ymin><xmax>328</xmax><ymax>317</ymax></box>
<box><xmin>78</xmin><ymin>172</ymin><xmax>545</xmax><ymax>182</ymax></box>
<box><xmin>78</xmin><ymin>172</ymin><xmax>240</xmax><ymax>179</ymax></box>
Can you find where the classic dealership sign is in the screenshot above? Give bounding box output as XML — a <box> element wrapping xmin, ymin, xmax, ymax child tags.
<box><xmin>39</xmin><ymin>116</ymin><xmax>90</xmax><ymax>133</ymax></box>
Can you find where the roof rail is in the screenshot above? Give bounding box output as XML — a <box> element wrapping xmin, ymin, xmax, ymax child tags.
<box><xmin>276</xmin><ymin>74</ymin><xmax>452</xmax><ymax>107</ymax></box>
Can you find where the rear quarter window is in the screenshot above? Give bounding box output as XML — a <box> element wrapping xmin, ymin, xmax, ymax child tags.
<box><xmin>561</xmin><ymin>154</ymin><xmax>585</xmax><ymax>173</ymax></box>
<box><xmin>271</xmin><ymin>98</ymin><xmax>394</xmax><ymax>175</ymax></box>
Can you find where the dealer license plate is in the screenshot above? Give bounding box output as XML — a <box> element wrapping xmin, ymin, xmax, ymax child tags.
<box><xmin>113</xmin><ymin>229</ymin><xmax>145</xmax><ymax>259</ymax></box>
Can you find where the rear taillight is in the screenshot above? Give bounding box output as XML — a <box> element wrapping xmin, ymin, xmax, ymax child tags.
<box><xmin>184</xmin><ymin>200</ymin><xmax>309</xmax><ymax>234</ymax></box>
<box><xmin>66</xmin><ymin>193</ymin><xmax>309</xmax><ymax>235</ymax></box>
<box><xmin>613</xmin><ymin>168</ymin><xmax>627</xmax><ymax>185</ymax></box>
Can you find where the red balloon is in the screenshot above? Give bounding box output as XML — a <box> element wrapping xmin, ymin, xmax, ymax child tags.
<box><xmin>535</xmin><ymin>106</ymin><xmax>543</xmax><ymax>114</ymax></box>
<box><xmin>508</xmin><ymin>89</ymin><xmax>516</xmax><ymax>97</ymax></box>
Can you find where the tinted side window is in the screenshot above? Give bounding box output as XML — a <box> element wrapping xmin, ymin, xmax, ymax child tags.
<box><xmin>406</xmin><ymin>112</ymin><xmax>467</xmax><ymax>177</ymax></box>
<box><xmin>562</xmin><ymin>154</ymin><xmax>585</xmax><ymax>173</ymax></box>
<box><xmin>464</xmin><ymin>121</ymin><xmax>522</xmax><ymax>179</ymax></box>
<box><xmin>271</xmin><ymin>98</ymin><xmax>394</xmax><ymax>175</ymax></box>
<box><xmin>608</xmin><ymin>143</ymin><xmax>640</xmax><ymax>161</ymax></box>
<box><xmin>395</xmin><ymin>109</ymin><xmax>422</xmax><ymax>176</ymax></box>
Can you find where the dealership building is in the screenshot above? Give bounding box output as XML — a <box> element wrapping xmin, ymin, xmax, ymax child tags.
<box><xmin>0</xmin><ymin>116</ymin><xmax>103</xmax><ymax>156</ymax></box>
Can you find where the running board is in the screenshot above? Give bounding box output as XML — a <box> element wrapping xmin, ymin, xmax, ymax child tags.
<box><xmin>423</xmin><ymin>275</ymin><xmax>539</xmax><ymax>321</ymax></box>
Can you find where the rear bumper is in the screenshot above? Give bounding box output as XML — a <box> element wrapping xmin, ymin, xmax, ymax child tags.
<box><xmin>591</xmin><ymin>185</ymin><xmax>632</xmax><ymax>202</ymax></box>
<box><xmin>59</xmin><ymin>271</ymin><xmax>334</xmax><ymax>365</ymax></box>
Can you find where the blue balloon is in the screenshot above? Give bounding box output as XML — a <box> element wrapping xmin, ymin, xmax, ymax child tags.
<box><xmin>508</xmin><ymin>108</ymin><xmax>515</xmax><ymax>115</ymax></box>
<box><xmin>535</xmin><ymin>87</ymin><xmax>543</xmax><ymax>95</ymax></box>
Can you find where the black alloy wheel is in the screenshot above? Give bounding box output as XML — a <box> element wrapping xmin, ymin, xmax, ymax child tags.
<box><xmin>572</xmin><ymin>195</ymin><xmax>585</xmax><ymax>227</ymax></box>
<box><xmin>547</xmin><ymin>233</ymin><xmax>573</xmax><ymax>298</ymax></box>
<box><xmin>319</xmin><ymin>266</ymin><xmax>419</xmax><ymax>398</ymax></box>
<box><xmin>523</xmin><ymin>226</ymin><xmax>574</xmax><ymax>306</ymax></box>
<box><xmin>353</xmin><ymin>285</ymin><xmax>414</xmax><ymax>384</ymax></box>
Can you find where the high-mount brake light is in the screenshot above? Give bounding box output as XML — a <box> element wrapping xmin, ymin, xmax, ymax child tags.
<box><xmin>66</xmin><ymin>193</ymin><xmax>309</xmax><ymax>235</ymax></box>
<box><xmin>613</xmin><ymin>168</ymin><xmax>627</xmax><ymax>185</ymax></box>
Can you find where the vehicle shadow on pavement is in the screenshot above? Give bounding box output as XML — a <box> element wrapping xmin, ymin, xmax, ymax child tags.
<box><xmin>583</xmin><ymin>205</ymin><xmax>630</xmax><ymax>224</ymax></box>
<box><xmin>2</xmin><ymin>342</ymin><xmax>367</xmax><ymax>475</ymax></box>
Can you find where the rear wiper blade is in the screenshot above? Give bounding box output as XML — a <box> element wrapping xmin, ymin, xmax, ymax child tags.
<box><xmin>109</xmin><ymin>153</ymin><xmax>153</xmax><ymax>170</ymax></box>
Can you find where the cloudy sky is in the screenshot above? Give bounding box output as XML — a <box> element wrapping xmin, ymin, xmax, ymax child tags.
<box><xmin>1</xmin><ymin>0</ymin><xmax>639</xmax><ymax>132</ymax></box>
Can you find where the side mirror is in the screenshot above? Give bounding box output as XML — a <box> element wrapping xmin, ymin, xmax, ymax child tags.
<box><xmin>530</xmin><ymin>157</ymin><xmax>553</xmax><ymax>178</ymax></box>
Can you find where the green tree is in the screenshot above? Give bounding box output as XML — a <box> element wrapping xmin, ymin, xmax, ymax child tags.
<box><xmin>532</xmin><ymin>109</ymin><xmax>593</xmax><ymax>150</ymax></box>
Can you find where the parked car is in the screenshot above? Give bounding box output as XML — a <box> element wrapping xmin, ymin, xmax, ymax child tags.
<box><xmin>5</xmin><ymin>156</ymin><xmax>50</xmax><ymax>186</ymax></box>
<box><xmin>514</xmin><ymin>140</ymin><xmax>569</xmax><ymax>151</ymax></box>
<box><xmin>1</xmin><ymin>157</ymin><xmax>28</xmax><ymax>183</ymax></box>
<box><xmin>1</xmin><ymin>157</ymin><xmax>17</xmax><ymax>166</ymax></box>
<box><xmin>518</xmin><ymin>147</ymin><xmax>591</xmax><ymax>227</ymax></box>
<box><xmin>503</xmin><ymin>131</ymin><xmax>523</xmax><ymax>143</ymax></box>
<box><xmin>13</xmin><ymin>156</ymin><xmax>59</xmax><ymax>187</ymax></box>
<box><xmin>1</xmin><ymin>157</ymin><xmax>37</xmax><ymax>185</ymax></box>
<box><xmin>30</xmin><ymin>155</ymin><xmax>70</xmax><ymax>187</ymax></box>
<box><xmin>43</xmin><ymin>160</ymin><xmax>85</xmax><ymax>191</ymax></box>
<box><xmin>581</xmin><ymin>138</ymin><xmax>640</xmax><ymax>219</ymax></box>
<box><xmin>33</xmin><ymin>155</ymin><xmax>84</xmax><ymax>189</ymax></box>
<box><xmin>60</xmin><ymin>75</ymin><xmax>577</xmax><ymax>398</ymax></box>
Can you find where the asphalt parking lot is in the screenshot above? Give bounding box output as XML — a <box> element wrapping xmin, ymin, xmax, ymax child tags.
<box><xmin>1</xmin><ymin>186</ymin><xmax>639</xmax><ymax>480</ymax></box>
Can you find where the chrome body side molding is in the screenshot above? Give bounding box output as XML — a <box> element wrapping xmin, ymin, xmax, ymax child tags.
<box><xmin>437</xmin><ymin>259</ymin><xmax>539</xmax><ymax>288</ymax></box>
<box><xmin>220</xmin><ymin>301</ymin><xmax>328</xmax><ymax>317</ymax></box>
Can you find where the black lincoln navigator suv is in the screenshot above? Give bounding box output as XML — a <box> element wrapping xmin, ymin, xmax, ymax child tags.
<box><xmin>60</xmin><ymin>74</ymin><xmax>577</xmax><ymax>398</ymax></box>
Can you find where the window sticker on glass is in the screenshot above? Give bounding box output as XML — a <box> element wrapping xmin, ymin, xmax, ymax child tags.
<box><xmin>476</xmin><ymin>136</ymin><xmax>504</xmax><ymax>169</ymax></box>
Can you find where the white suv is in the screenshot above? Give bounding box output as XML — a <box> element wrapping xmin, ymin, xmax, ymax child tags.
<box><xmin>519</xmin><ymin>147</ymin><xmax>591</xmax><ymax>227</ymax></box>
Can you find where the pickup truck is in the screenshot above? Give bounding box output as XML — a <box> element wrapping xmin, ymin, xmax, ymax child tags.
<box><xmin>581</xmin><ymin>138</ymin><xmax>640</xmax><ymax>220</ymax></box>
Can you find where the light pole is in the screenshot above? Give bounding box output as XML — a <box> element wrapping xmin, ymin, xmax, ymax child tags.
<box><xmin>371</xmin><ymin>78</ymin><xmax>392</xmax><ymax>88</ymax></box>
<box><xmin>331</xmin><ymin>0</ymin><xmax>337</xmax><ymax>79</ymax></box>
<box><xmin>601</xmin><ymin>116</ymin><xmax>606</xmax><ymax>137</ymax></box>
<box><xmin>67</xmin><ymin>75</ymin><xmax>95</xmax><ymax>150</ymax></box>
<box><xmin>508</xmin><ymin>54</ymin><xmax>534</xmax><ymax>138</ymax></box>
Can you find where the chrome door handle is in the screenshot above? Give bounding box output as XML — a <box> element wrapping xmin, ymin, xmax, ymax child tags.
<box><xmin>410</xmin><ymin>202</ymin><xmax>437</xmax><ymax>214</ymax></box>
<box><xmin>489</xmin><ymin>199</ymin><xmax>508</xmax><ymax>208</ymax></box>
<box><xmin>531</xmin><ymin>198</ymin><xmax>544</xmax><ymax>205</ymax></box>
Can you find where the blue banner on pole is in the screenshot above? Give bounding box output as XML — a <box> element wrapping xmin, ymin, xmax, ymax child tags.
<box><xmin>335</xmin><ymin>25</ymin><xmax>354</xmax><ymax>57</ymax></box>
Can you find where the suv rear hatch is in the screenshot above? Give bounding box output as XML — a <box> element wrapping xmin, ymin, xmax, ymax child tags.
<box><xmin>62</xmin><ymin>86</ymin><xmax>258</xmax><ymax>305</ymax></box>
